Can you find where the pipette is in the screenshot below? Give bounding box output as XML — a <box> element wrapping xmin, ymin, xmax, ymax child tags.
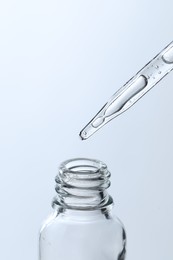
<box><xmin>79</xmin><ymin>41</ymin><xmax>173</xmax><ymax>140</ymax></box>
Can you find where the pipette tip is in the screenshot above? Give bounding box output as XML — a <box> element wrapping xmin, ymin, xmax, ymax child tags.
<box><xmin>79</xmin><ymin>130</ymin><xmax>88</xmax><ymax>140</ymax></box>
<box><xmin>79</xmin><ymin>123</ymin><xmax>98</xmax><ymax>140</ymax></box>
<box><xmin>79</xmin><ymin>132</ymin><xmax>86</xmax><ymax>140</ymax></box>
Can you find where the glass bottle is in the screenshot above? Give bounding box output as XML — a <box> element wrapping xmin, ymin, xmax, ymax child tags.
<box><xmin>39</xmin><ymin>158</ymin><xmax>126</xmax><ymax>260</ymax></box>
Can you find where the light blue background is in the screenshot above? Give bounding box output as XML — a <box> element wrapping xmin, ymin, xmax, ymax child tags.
<box><xmin>0</xmin><ymin>1</ymin><xmax>173</xmax><ymax>259</ymax></box>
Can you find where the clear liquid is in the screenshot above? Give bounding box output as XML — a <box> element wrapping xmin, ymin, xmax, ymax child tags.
<box><xmin>162</xmin><ymin>45</ymin><xmax>173</xmax><ymax>64</ymax></box>
<box><xmin>92</xmin><ymin>76</ymin><xmax>147</xmax><ymax>128</ymax></box>
<box><xmin>80</xmin><ymin>42</ymin><xmax>173</xmax><ymax>140</ymax></box>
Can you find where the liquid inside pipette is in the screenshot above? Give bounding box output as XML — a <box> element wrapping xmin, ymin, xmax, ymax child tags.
<box><xmin>80</xmin><ymin>42</ymin><xmax>173</xmax><ymax>140</ymax></box>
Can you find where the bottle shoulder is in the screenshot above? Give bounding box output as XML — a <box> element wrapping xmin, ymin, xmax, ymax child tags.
<box><xmin>40</xmin><ymin>209</ymin><xmax>124</xmax><ymax>234</ymax></box>
<box><xmin>39</xmin><ymin>209</ymin><xmax>126</xmax><ymax>257</ymax></box>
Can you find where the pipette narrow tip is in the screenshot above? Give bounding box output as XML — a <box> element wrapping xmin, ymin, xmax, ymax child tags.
<box><xmin>79</xmin><ymin>131</ymin><xmax>86</xmax><ymax>140</ymax></box>
<box><xmin>79</xmin><ymin>124</ymin><xmax>97</xmax><ymax>140</ymax></box>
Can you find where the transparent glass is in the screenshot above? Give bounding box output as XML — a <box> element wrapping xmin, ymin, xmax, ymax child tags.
<box><xmin>80</xmin><ymin>41</ymin><xmax>173</xmax><ymax>140</ymax></box>
<box><xmin>39</xmin><ymin>158</ymin><xmax>126</xmax><ymax>260</ymax></box>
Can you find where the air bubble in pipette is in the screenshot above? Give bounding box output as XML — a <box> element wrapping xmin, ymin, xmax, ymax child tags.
<box><xmin>92</xmin><ymin>117</ymin><xmax>105</xmax><ymax>128</ymax></box>
<box><xmin>104</xmin><ymin>75</ymin><xmax>148</xmax><ymax>118</ymax></box>
<box><xmin>162</xmin><ymin>46</ymin><xmax>173</xmax><ymax>64</ymax></box>
<box><xmin>91</xmin><ymin>75</ymin><xmax>148</xmax><ymax>129</ymax></box>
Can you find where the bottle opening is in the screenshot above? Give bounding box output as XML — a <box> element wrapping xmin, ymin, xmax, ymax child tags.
<box><xmin>52</xmin><ymin>158</ymin><xmax>113</xmax><ymax>211</ymax></box>
<box><xmin>60</xmin><ymin>158</ymin><xmax>108</xmax><ymax>177</ymax></box>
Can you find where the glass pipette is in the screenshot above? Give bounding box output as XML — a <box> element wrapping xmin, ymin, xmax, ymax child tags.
<box><xmin>79</xmin><ymin>41</ymin><xmax>173</xmax><ymax>140</ymax></box>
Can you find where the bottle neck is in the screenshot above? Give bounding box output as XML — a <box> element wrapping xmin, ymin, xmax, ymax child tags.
<box><xmin>52</xmin><ymin>158</ymin><xmax>113</xmax><ymax>211</ymax></box>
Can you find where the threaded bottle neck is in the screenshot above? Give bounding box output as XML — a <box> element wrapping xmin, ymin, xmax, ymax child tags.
<box><xmin>52</xmin><ymin>158</ymin><xmax>113</xmax><ymax>211</ymax></box>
